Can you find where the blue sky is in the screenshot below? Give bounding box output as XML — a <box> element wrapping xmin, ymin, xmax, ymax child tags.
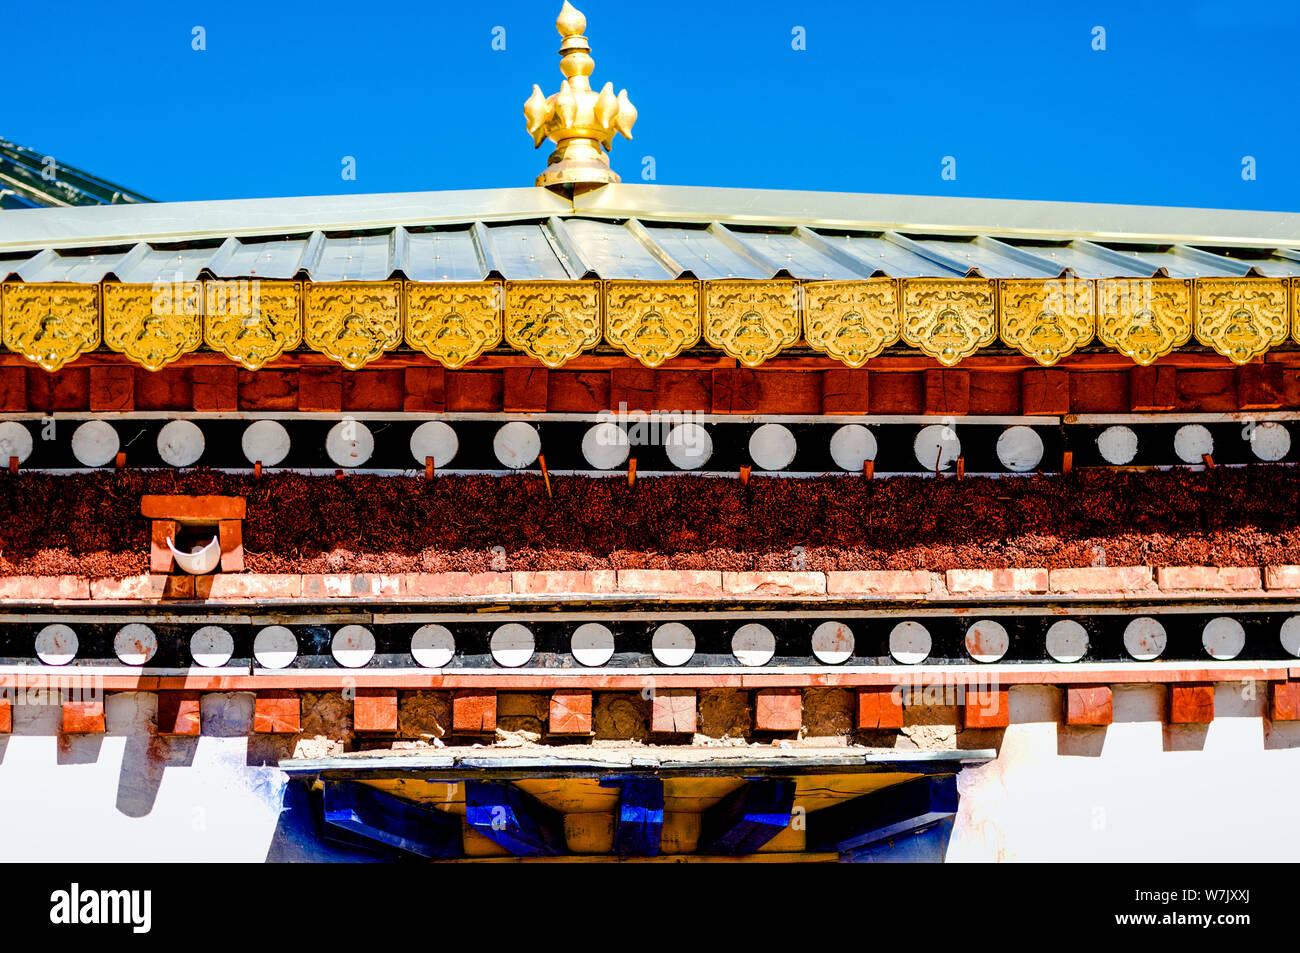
<box><xmin>4</xmin><ymin>0</ymin><xmax>1298</xmax><ymax>210</ymax></box>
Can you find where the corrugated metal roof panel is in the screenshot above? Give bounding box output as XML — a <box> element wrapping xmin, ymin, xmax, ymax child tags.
<box><xmin>204</xmin><ymin>235</ymin><xmax>310</xmax><ymax>279</ymax></box>
<box><xmin>311</xmin><ymin>233</ymin><xmax>393</xmax><ymax>282</ymax></box>
<box><xmin>725</xmin><ymin>228</ymin><xmax>867</xmax><ymax>279</ymax></box>
<box><xmin>111</xmin><ymin>243</ymin><xmax>220</xmax><ymax>282</ymax></box>
<box><xmin>483</xmin><ymin>222</ymin><xmax>569</xmax><ymax>279</ymax></box>
<box><xmin>12</xmin><ymin>247</ymin><xmax>133</xmax><ymax>282</ymax></box>
<box><xmin>561</xmin><ymin>218</ymin><xmax>672</xmax><ymax>279</ymax></box>
<box><xmin>402</xmin><ymin>228</ymin><xmax>486</xmax><ymax>281</ymax></box>
<box><xmin>814</xmin><ymin>233</ymin><xmax>965</xmax><ymax>277</ymax></box>
<box><xmin>638</xmin><ymin>224</ymin><xmax>768</xmax><ymax>279</ymax></box>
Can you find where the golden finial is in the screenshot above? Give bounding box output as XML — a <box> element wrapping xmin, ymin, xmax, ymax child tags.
<box><xmin>524</xmin><ymin>2</ymin><xmax>637</xmax><ymax>192</ymax></box>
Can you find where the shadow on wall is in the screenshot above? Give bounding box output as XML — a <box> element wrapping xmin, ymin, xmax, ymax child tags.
<box><xmin>264</xmin><ymin>778</ymin><xmax>388</xmax><ymax>863</ymax></box>
<box><xmin>842</xmin><ymin>816</ymin><xmax>954</xmax><ymax>863</ymax></box>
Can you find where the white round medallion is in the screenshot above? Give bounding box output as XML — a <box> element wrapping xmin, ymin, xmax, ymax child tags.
<box><xmin>996</xmin><ymin>426</ymin><xmax>1043</xmax><ymax>472</ymax></box>
<box><xmin>191</xmin><ymin>626</ymin><xmax>235</xmax><ymax>668</ymax></box>
<box><xmin>571</xmin><ymin>623</ymin><xmax>615</xmax><ymax>667</ymax></box>
<box><xmin>811</xmin><ymin>621</ymin><xmax>854</xmax><ymax>664</ymax></box>
<box><xmin>889</xmin><ymin>621</ymin><xmax>931</xmax><ymax>664</ymax></box>
<box><xmin>114</xmin><ymin>623</ymin><xmax>157</xmax><ymax>666</ymax></box>
<box><xmin>731</xmin><ymin>623</ymin><xmax>776</xmax><ymax>666</ymax></box>
<box><xmin>913</xmin><ymin>424</ymin><xmax>960</xmax><ymax>472</ymax></box>
<box><xmin>651</xmin><ymin>622</ymin><xmax>695</xmax><ymax>666</ymax></box>
<box><xmin>326</xmin><ymin>419</ymin><xmax>374</xmax><ymax>467</ymax></box>
<box><xmin>0</xmin><ymin>421</ymin><xmax>33</xmax><ymax>464</ymax></box>
<box><xmin>1202</xmin><ymin>617</ymin><xmax>1245</xmax><ymax>660</ymax></box>
<box><xmin>35</xmin><ymin>624</ymin><xmax>77</xmax><ymax>666</ymax></box>
<box><xmin>254</xmin><ymin>625</ymin><xmax>298</xmax><ymax>669</ymax></box>
<box><xmin>1123</xmin><ymin>617</ymin><xmax>1167</xmax><ymax>661</ymax></box>
<box><xmin>1281</xmin><ymin>616</ymin><xmax>1300</xmax><ymax>657</ymax></box>
<box><xmin>1248</xmin><ymin>422</ymin><xmax>1290</xmax><ymax>461</ymax></box>
<box><xmin>242</xmin><ymin>420</ymin><xmax>291</xmax><ymax>467</ymax></box>
<box><xmin>71</xmin><ymin>420</ymin><xmax>119</xmax><ymax>467</ymax></box>
<box><xmin>1173</xmin><ymin>424</ymin><xmax>1213</xmax><ymax>464</ymax></box>
<box><xmin>964</xmin><ymin>619</ymin><xmax>1010</xmax><ymax>663</ymax></box>
<box><xmin>332</xmin><ymin>625</ymin><xmax>375</xmax><ymax>668</ymax></box>
<box><xmin>1045</xmin><ymin>620</ymin><xmax>1089</xmax><ymax>663</ymax></box>
<box><xmin>411</xmin><ymin>624</ymin><xmax>455</xmax><ymax>668</ymax></box>
<box><xmin>581</xmin><ymin>423</ymin><xmax>629</xmax><ymax>470</ymax></box>
<box><xmin>410</xmin><ymin>421</ymin><xmax>459</xmax><ymax>468</ymax></box>
<box><xmin>664</xmin><ymin>423</ymin><xmax>712</xmax><ymax>470</ymax></box>
<box><xmin>490</xmin><ymin>623</ymin><xmax>534</xmax><ymax>667</ymax></box>
<box><xmin>748</xmin><ymin>424</ymin><xmax>797</xmax><ymax>472</ymax></box>
<box><xmin>493</xmin><ymin>421</ymin><xmax>540</xmax><ymax>469</ymax></box>
<box><xmin>829</xmin><ymin>424</ymin><xmax>877</xmax><ymax>472</ymax></box>
<box><xmin>1096</xmin><ymin>425</ymin><xmax>1138</xmax><ymax>466</ymax></box>
<box><xmin>157</xmin><ymin>419</ymin><xmax>204</xmax><ymax>467</ymax></box>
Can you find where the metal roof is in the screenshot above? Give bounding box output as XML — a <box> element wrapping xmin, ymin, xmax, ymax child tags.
<box><xmin>0</xmin><ymin>136</ymin><xmax>153</xmax><ymax>209</ymax></box>
<box><xmin>3</xmin><ymin>183</ymin><xmax>1300</xmax><ymax>284</ymax></box>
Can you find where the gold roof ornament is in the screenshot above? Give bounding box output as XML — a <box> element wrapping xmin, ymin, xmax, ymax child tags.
<box><xmin>524</xmin><ymin>2</ymin><xmax>637</xmax><ymax>192</ymax></box>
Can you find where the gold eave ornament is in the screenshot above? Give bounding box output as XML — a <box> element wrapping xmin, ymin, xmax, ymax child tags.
<box><xmin>704</xmin><ymin>280</ymin><xmax>799</xmax><ymax>367</ymax></box>
<box><xmin>1194</xmin><ymin>277</ymin><xmax>1288</xmax><ymax>365</ymax></box>
<box><xmin>204</xmin><ymin>280</ymin><xmax>303</xmax><ymax>371</ymax></box>
<box><xmin>505</xmin><ymin>281</ymin><xmax>601</xmax><ymax>367</ymax></box>
<box><xmin>405</xmin><ymin>282</ymin><xmax>503</xmax><ymax>369</ymax></box>
<box><xmin>304</xmin><ymin>281</ymin><xmax>403</xmax><ymax>370</ymax></box>
<box><xmin>1</xmin><ymin>283</ymin><xmax>101</xmax><ymax>372</ymax></box>
<box><xmin>803</xmin><ymin>279</ymin><xmax>900</xmax><ymax>367</ymax></box>
<box><xmin>901</xmin><ymin>278</ymin><xmax>997</xmax><ymax>366</ymax></box>
<box><xmin>999</xmin><ymin>277</ymin><xmax>1096</xmax><ymax>367</ymax></box>
<box><xmin>103</xmin><ymin>282</ymin><xmax>202</xmax><ymax>371</ymax></box>
<box><xmin>604</xmin><ymin>280</ymin><xmax>700</xmax><ymax>367</ymax></box>
<box><xmin>1097</xmin><ymin>278</ymin><xmax>1192</xmax><ymax>366</ymax></box>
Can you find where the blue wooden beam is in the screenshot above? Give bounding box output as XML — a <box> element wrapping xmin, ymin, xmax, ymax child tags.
<box><xmin>698</xmin><ymin>778</ymin><xmax>796</xmax><ymax>855</ymax></box>
<box><xmin>464</xmin><ymin>780</ymin><xmax>567</xmax><ymax>857</ymax></box>
<box><xmin>607</xmin><ymin>779</ymin><xmax>664</xmax><ymax>856</ymax></box>
<box><xmin>807</xmin><ymin>775</ymin><xmax>959</xmax><ymax>854</ymax></box>
<box><xmin>322</xmin><ymin>780</ymin><xmax>464</xmax><ymax>860</ymax></box>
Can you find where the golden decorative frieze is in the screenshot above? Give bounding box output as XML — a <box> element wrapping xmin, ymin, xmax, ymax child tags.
<box><xmin>1294</xmin><ymin>278</ymin><xmax>1300</xmax><ymax>346</ymax></box>
<box><xmin>1</xmin><ymin>283</ymin><xmax>101</xmax><ymax>372</ymax></box>
<box><xmin>802</xmin><ymin>279</ymin><xmax>900</xmax><ymax>367</ymax></box>
<box><xmin>604</xmin><ymin>280</ymin><xmax>700</xmax><ymax>367</ymax></box>
<box><xmin>900</xmin><ymin>278</ymin><xmax>996</xmax><ymax>366</ymax></box>
<box><xmin>304</xmin><ymin>281</ymin><xmax>403</xmax><ymax>370</ymax></box>
<box><xmin>1097</xmin><ymin>278</ymin><xmax>1192</xmax><ymax>366</ymax></box>
<box><xmin>103</xmin><ymin>282</ymin><xmax>201</xmax><ymax>371</ymax></box>
<box><xmin>703</xmin><ymin>280</ymin><xmax>799</xmax><ymax>367</ymax></box>
<box><xmin>999</xmin><ymin>278</ymin><xmax>1096</xmax><ymax>366</ymax></box>
<box><xmin>1194</xmin><ymin>278</ymin><xmax>1288</xmax><ymax>364</ymax></box>
<box><xmin>406</xmin><ymin>282</ymin><xmax>503</xmax><ymax>369</ymax></box>
<box><xmin>204</xmin><ymin>280</ymin><xmax>302</xmax><ymax>371</ymax></box>
<box><xmin>504</xmin><ymin>281</ymin><xmax>601</xmax><ymax>368</ymax></box>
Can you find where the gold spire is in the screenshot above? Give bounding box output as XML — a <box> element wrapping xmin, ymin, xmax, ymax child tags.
<box><xmin>524</xmin><ymin>2</ymin><xmax>637</xmax><ymax>192</ymax></box>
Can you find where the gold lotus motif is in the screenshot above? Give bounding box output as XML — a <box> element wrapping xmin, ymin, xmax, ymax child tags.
<box><xmin>901</xmin><ymin>279</ymin><xmax>996</xmax><ymax>365</ymax></box>
<box><xmin>999</xmin><ymin>278</ymin><xmax>1096</xmax><ymax>366</ymax></box>
<box><xmin>803</xmin><ymin>279</ymin><xmax>899</xmax><ymax>367</ymax></box>
<box><xmin>704</xmin><ymin>280</ymin><xmax>799</xmax><ymax>367</ymax></box>
<box><xmin>1</xmin><ymin>283</ymin><xmax>102</xmax><ymax>372</ymax></box>
<box><xmin>407</xmin><ymin>282</ymin><xmax>503</xmax><ymax>369</ymax></box>
<box><xmin>505</xmin><ymin>281</ymin><xmax>600</xmax><ymax>367</ymax></box>
<box><xmin>1097</xmin><ymin>278</ymin><xmax>1191</xmax><ymax>365</ymax></box>
<box><xmin>103</xmin><ymin>282</ymin><xmax>202</xmax><ymax>371</ymax></box>
<box><xmin>605</xmin><ymin>280</ymin><xmax>700</xmax><ymax>367</ymax></box>
<box><xmin>1194</xmin><ymin>278</ymin><xmax>1288</xmax><ymax>364</ymax></box>
<box><xmin>305</xmin><ymin>281</ymin><xmax>402</xmax><ymax>370</ymax></box>
<box><xmin>204</xmin><ymin>280</ymin><xmax>302</xmax><ymax>370</ymax></box>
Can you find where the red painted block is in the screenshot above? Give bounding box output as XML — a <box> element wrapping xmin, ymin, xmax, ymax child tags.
<box><xmin>504</xmin><ymin>367</ymin><xmax>549</xmax><ymax>412</ymax></box>
<box><xmin>924</xmin><ymin>369</ymin><xmax>970</xmax><ymax>415</ymax></box>
<box><xmin>1270</xmin><ymin>681</ymin><xmax>1300</xmax><ymax>721</ymax></box>
<box><xmin>822</xmin><ymin>368</ymin><xmax>869</xmax><ymax>414</ymax></box>
<box><xmin>0</xmin><ymin>699</ymin><xmax>11</xmax><ymax>733</ymax></box>
<box><xmin>653</xmin><ymin>370</ymin><xmax>712</xmax><ymax>412</ymax></box>
<box><xmin>968</xmin><ymin>370</ymin><xmax>1021</xmax><ymax>415</ymax></box>
<box><xmin>1065</xmin><ymin>686</ymin><xmax>1113</xmax><ymax>726</ymax></box>
<box><xmin>963</xmin><ymin>688</ymin><xmax>1010</xmax><ymax>729</ymax></box>
<box><xmin>452</xmin><ymin>689</ymin><xmax>497</xmax><ymax>733</ymax></box>
<box><xmin>238</xmin><ymin>369</ymin><xmax>297</xmax><ymax>410</ymax></box>
<box><xmin>403</xmin><ymin>366</ymin><xmax>446</xmax><ymax>412</ymax></box>
<box><xmin>28</xmin><ymin>368</ymin><xmax>89</xmax><ymax>411</ymax></box>
<box><xmin>150</xmin><ymin>519</ymin><xmax>178</xmax><ymax>573</ymax></box>
<box><xmin>353</xmin><ymin>689</ymin><xmax>399</xmax><ymax>733</ymax></box>
<box><xmin>711</xmin><ymin>368</ymin><xmax>749</xmax><ymax>413</ymax></box>
<box><xmin>549</xmin><ymin>690</ymin><xmax>593</xmax><ymax>735</ymax></box>
<box><xmin>1169</xmin><ymin>683</ymin><xmax>1215</xmax><ymax>724</ymax></box>
<box><xmin>548</xmin><ymin>371</ymin><xmax>610</xmax><ymax>412</ymax></box>
<box><xmin>610</xmin><ymin>367</ymin><xmax>654</xmax><ymax>411</ymax></box>
<box><xmin>444</xmin><ymin>370</ymin><xmax>503</xmax><ymax>411</ymax></box>
<box><xmin>62</xmin><ymin>700</ymin><xmax>105</xmax><ymax>734</ymax></box>
<box><xmin>650</xmin><ymin>689</ymin><xmax>696</xmax><ymax>734</ymax></box>
<box><xmin>869</xmin><ymin>372</ymin><xmax>923</xmax><ymax>414</ymax></box>
<box><xmin>1070</xmin><ymin>371</ymin><xmax>1129</xmax><ymax>413</ymax></box>
<box><xmin>253</xmin><ymin>691</ymin><xmax>301</xmax><ymax>734</ymax></box>
<box><xmin>1022</xmin><ymin>368</ymin><xmax>1069</xmax><ymax>415</ymax></box>
<box><xmin>857</xmin><ymin>687</ymin><xmax>903</xmax><ymax>730</ymax></box>
<box><xmin>218</xmin><ymin>519</ymin><xmax>244</xmax><ymax>572</ymax></box>
<box><xmin>156</xmin><ymin>691</ymin><xmax>201</xmax><ymax>735</ymax></box>
<box><xmin>0</xmin><ymin>367</ymin><xmax>26</xmax><ymax>411</ymax></box>
<box><xmin>343</xmin><ymin>370</ymin><xmax>404</xmax><ymax>411</ymax></box>
<box><xmin>133</xmin><ymin>367</ymin><xmax>190</xmax><ymax>410</ymax></box>
<box><xmin>755</xmin><ymin>688</ymin><xmax>801</xmax><ymax>732</ymax></box>
<box><xmin>1130</xmin><ymin>365</ymin><xmax>1176</xmax><ymax>411</ymax></box>
<box><xmin>141</xmin><ymin>495</ymin><xmax>246</xmax><ymax>520</ymax></box>
<box><xmin>192</xmin><ymin>365</ymin><xmax>238</xmax><ymax>411</ymax></box>
<box><xmin>1239</xmin><ymin>363</ymin><xmax>1284</xmax><ymax>410</ymax></box>
<box><xmin>298</xmin><ymin>367</ymin><xmax>343</xmax><ymax>412</ymax></box>
<box><xmin>89</xmin><ymin>365</ymin><xmax>134</xmax><ymax>412</ymax></box>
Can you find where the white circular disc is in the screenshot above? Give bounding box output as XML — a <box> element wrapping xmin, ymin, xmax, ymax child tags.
<box><xmin>1281</xmin><ymin>616</ymin><xmax>1300</xmax><ymax>657</ymax></box>
<box><xmin>326</xmin><ymin>419</ymin><xmax>374</xmax><ymax>468</ymax></box>
<box><xmin>410</xmin><ymin>421</ymin><xmax>459</xmax><ymax>468</ymax></box>
<box><xmin>664</xmin><ymin>423</ymin><xmax>712</xmax><ymax>470</ymax></box>
<box><xmin>571</xmin><ymin>623</ymin><xmax>615</xmax><ymax>667</ymax></box>
<box><xmin>0</xmin><ymin>421</ymin><xmax>33</xmax><ymax>464</ymax></box>
<box><xmin>35</xmin><ymin>624</ymin><xmax>77</xmax><ymax>666</ymax></box>
<box><xmin>1174</xmin><ymin>424</ymin><xmax>1213</xmax><ymax>464</ymax></box>
<box><xmin>191</xmin><ymin>626</ymin><xmax>234</xmax><ymax>668</ymax></box>
<box><xmin>157</xmin><ymin>419</ymin><xmax>205</xmax><ymax>467</ymax></box>
<box><xmin>71</xmin><ymin>420</ymin><xmax>119</xmax><ymax>467</ymax></box>
<box><xmin>1096</xmin><ymin>425</ymin><xmax>1138</xmax><ymax>466</ymax></box>
<box><xmin>811</xmin><ymin>621</ymin><xmax>854</xmax><ymax>664</ymax></box>
<box><xmin>731</xmin><ymin>623</ymin><xmax>776</xmax><ymax>666</ymax></box>
<box><xmin>411</xmin><ymin>624</ymin><xmax>455</xmax><ymax>668</ymax></box>
<box><xmin>964</xmin><ymin>619</ymin><xmax>1010</xmax><ymax>663</ymax></box>
<box><xmin>1248</xmin><ymin>422</ymin><xmax>1290</xmax><ymax>461</ymax></box>
<box><xmin>996</xmin><ymin>426</ymin><xmax>1043</xmax><ymax>472</ymax></box>
<box><xmin>332</xmin><ymin>625</ymin><xmax>375</xmax><ymax>668</ymax></box>
<box><xmin>241</xmin><ymin>419</ymin><xmax>291</xmax><ymax>467</ymax></box>
<box><xmin>748</xmin><ymin>424</ymin><xmax>797</xmax><ymax>472</ymax></box>
<box><xmin>581</xmin><ymin>423</ymin><xmax>629</xmax><ymax>470</ymax></box>
<box><xmin>889</xmin><ymin>621</ymin><xmax>931</xmax><ymax>664</ymax></box>
<box><xmin>1202</xmin><ymin>617</ymin><xmax>1245</xmax><ymax>660</ymax></box>
<box><xmin>114</xmin><ymin>623</ymin><xmax>157</xmax><ymax>666</ymax></box>
<box><xmin>913</xmin><ymin>424</ymin><xmax>960</xmax><ymax>472</ymax></box>
<box><xmin>490</xmin><ymin>623</ymin><xmax>534</xmax><ymax>667</ymax></box>
<box><xmin>493</xmin><ymin>421</ymin><xmax>540</xmax><ymax>469</ymax></box>
<box><xmin>651</xmin><ymin>622</ymin><xmax>695</xmax><ymax>666</ymax></box>
<box><xmin>829</xmin><ymin>424</ymin><xmax>877</xmax><ymax>472</ymax></box>
<box><xmin>1123</xmin><ymin>617</ymin><xmax>1167</xmax><ymax>661</ymax></box>
<box><xmin>254</xmin><ymin>625</ymin><xmax>298</xmax><ymax>669</ymax></box>
<box><xmin>1045</xmin><ymin>620</ymin><xmax>1089</xmax><ymax>663</ymax></box>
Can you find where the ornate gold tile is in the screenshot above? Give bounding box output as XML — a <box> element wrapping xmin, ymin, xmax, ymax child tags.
<box><xmin>1194</xmin><ymin>278</ymin><xmax>1288</xmax><ymax>364</ymax></box>
<box><xmin>999</xmin><ymin>278</ymin><xmax>1096</xmax><ymax>366</ymax></box>
<box><xmin>900</xmin><ymin>278</ymin><xmax>996</xmax><ymax>366</ymax></box>
<box><xmin>1294</xmin><ymin>278</ymin><xmax>1300</xmax><ymax>345</ymax></box>
<box><xmin>304</xmin><ymin>281</ymin><xmax>403</xmax><ymax>370</ymax></box>
<box><xmin>103</xmin><ymin>282</ymin><xmax>202</xmax><ymax>371</ymax></box>
<box><xmin>604</xmin><ymin>280</ymin><xmax>700</xmax><ymax>367</ymax></box>
<box><xmin>802</xmin><ymin>279</ymin><xmax>900</xmax><ymax>367</ymax></box>
<box><xmin>406</xmin><ymin>282</ymin><xmax>503</xmax><ymax>369</ymax></box>
<box><xmin>703</xmin><ymin>280</ymin><xmax>799</xmax><ymax>367</ymax></box>
<box><xmin>1097</xmin><ymin>278</ymin><xmax>1192</xmax><ymax>366</ymax></box>
<box><xmin>1</xmin><ymin>283</ymin><xmax>101</xmax><ymax>372</ymax></box>
<box><xmin>504</xmin><ymin>281</ymin><xmax>601</xmax><ymax>368</ymax></box>
<box><xmin>204</xmin><ymin>280</ymin><xmax>302</xmax><ymax>371</ymax></box>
